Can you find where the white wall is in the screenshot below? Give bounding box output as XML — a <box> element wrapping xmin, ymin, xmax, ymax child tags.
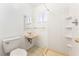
<box><xmin>13</xmin><ymin>4</ymin><xmax>34</xmax><ymax>50</ymax></box>
<box><xmin>47</xmin><ymin>4</ymin><xmax>79</xmax><ymax>55</ymax></box>
<box><xmin>0</xmin><ymin>3</ymin><xmax>32</xmax><ymax>55</ymax></box>
<box><xmin>31</xmin><ymin>4</ymin><xmax>48</xmax><ymax>48</ymax></box>
<box><xmin>31</xmin><ymin>4</ymin><xmax>69</xmax><ymax>54</ymax></box>
<box><xmin>47</xmin><ymin>4</ymin><xmax>69</xmax><ymax>54</ymax></box>
<box><xmin>28</xmin><ymin>4</ymin><xmax>69</xmax><ymax>54</ymax></box>
<box><xmin>0</xmin><ymin>4</ymin><xmax>24</xmax><ymax>55</ymax></box>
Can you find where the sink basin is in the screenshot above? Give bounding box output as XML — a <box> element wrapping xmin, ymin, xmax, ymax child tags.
<box><xmin>24</xmin><ymin>32</ymin><xmax>38</xmax><ymax>39</ymax></box>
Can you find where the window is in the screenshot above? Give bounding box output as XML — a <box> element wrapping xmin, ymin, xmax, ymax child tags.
<box><xmin>37</xmin><ymin>11</ymin><xmax>48</xmax><ymax>24</ymax></box>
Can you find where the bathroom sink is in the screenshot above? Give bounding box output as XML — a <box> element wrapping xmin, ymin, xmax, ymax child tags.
<box><xmin>24</xmin><ymin>32</ymin><xmax>38</xmax><ymax>44</ymax></box>
<box><xmin>24</xmin><ymin>32</ymin><xmax>38</xmax><ymax>39</ymax></box>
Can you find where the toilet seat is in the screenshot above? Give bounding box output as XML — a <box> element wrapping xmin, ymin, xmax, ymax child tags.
<box><xmin>10</xmin><ymin>48</ymin><xmax>27</xmax><ymax>56</ymax></box>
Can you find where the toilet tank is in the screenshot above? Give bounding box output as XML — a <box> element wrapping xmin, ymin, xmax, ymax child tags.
<box><xmin>2</xmin><ymin>36</ymin><xmax>22</xmax><ymax>53</ymax></box>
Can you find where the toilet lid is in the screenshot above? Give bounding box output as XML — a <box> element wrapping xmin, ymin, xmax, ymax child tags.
<box><xmin>10</xmin><ymin>48</ymin><xmax>27</xmax><ymax>56</ymax></box>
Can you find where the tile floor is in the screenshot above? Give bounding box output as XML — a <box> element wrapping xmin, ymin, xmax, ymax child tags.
<box><xmin>27</xmin><ymin>46</ymin><xmax>65</xmax><ymax>56</ymax></box>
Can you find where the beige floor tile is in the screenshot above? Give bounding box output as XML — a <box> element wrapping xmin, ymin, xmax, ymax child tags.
<box><xmin>27</xmin><ymin>46</ymin><xmax>65</xmax><ymax>56</ymax></box>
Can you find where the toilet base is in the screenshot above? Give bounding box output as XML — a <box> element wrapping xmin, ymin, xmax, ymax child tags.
<box><xmin>10</xmin><ymin>48</ymin><xmax>27</xmax><ymax>56</ymax></box>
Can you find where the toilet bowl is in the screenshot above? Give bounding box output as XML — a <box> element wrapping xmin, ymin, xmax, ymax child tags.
<box><xmin>10</xmin><ymin>48</ymin><xmax>27</xmax><ymax>56</ymax></box>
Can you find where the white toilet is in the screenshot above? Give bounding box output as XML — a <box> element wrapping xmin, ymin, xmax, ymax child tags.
<box><xmin>2</xmin><ymin>36</ymin><xmax>27</xmax><ymax>56</ymax></box>
<box><xmin>10</xmin><ymin>48</ymin><xmax>27</xmax><ymax>56</ymax></box>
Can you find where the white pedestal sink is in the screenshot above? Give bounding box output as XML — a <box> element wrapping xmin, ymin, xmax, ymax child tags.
<box><xmin>24</xmin><ymin>32</ymin><xmax>38</xmax><ymax>44</ymax></box>
<box><xmin>24</xmin><ymin>32</ymin><xmax>38</xmax><ymax>39</ymax></box>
